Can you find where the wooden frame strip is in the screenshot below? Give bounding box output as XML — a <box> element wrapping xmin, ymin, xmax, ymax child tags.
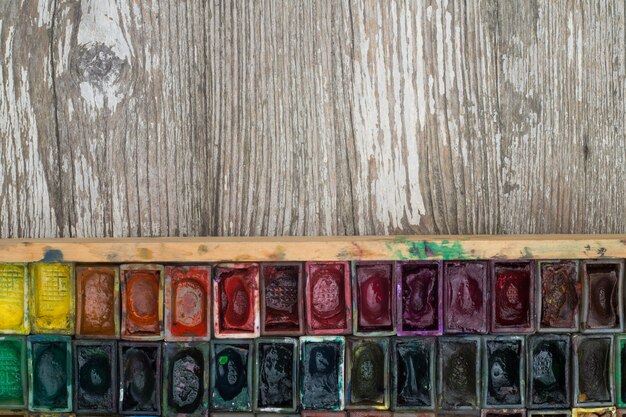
<box><xmin>0</xmin><ymin>235</ymin><xmax>625</xmax><ymax>263</ymax></box>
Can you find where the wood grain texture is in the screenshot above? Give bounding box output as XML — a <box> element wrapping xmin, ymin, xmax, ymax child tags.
<box><xmin>1</xmin><ymin>0</ymin><xmax>625</xmax><ymax>238</ymax></box>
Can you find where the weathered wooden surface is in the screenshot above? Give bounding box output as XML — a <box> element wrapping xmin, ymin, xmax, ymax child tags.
<box><xmin>1</xmin><ymin>0</ymin><xmax>624</xmax><ymax>238</ymax></box>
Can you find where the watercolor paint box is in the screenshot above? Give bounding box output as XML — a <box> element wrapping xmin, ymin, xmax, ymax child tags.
<box><xmin>573</xmin><ymin>334</ymin><xmax>614</xmax><ymax>407</ymax></box>
<box><xmin>300</xmin><ymin>336</ymin><xmax>346</xmax><ymax>410</ymax></box>
<box><xmin>444</xmin><ymin>261</ymin><xmax>489</xmax><ymax>334</ymax></box>
<box><xmin>437</xmin><ymin>336</ymin><xmax>481</xmax><ymax>411</ymax></box>
<box><xmin>527</xmin><ymin>334</ymin><xmax>571</xmax><ymax>409</ymax></box>
<box><xmin>75</xmin><ymin>265</ymin><xmax>120</xmax><ymax>338</ymax></box>
<box><xmin>213</xmin><ymin>263</ymin><xmax>260</xmax><ymax>339</ymax></box>
<box><xmin>482</xmin><ymin>335</ymin><xmax>525</xmax><ymax>408</ymax></box>
<box><xmin>27</xmin><ymin>335</ymin><xmax>72</xmax><ymax>413</ymax></box>
<box><xmin>162</xmin><ymin>341</ymin><xmax>209</xmax><ymax>417</ymax></box>
<box><xmin>260</xmin><ymin>263</ymin><xmax>304</xmax><ymax>336</ymax></box>
<box><xmin>391</xmin><ymin>337</ymin><xmax>436</xmax><ymax>411</ymax></box>
<box><xmin>29</xmin><ymin>263</ymin><xmax>75</xmax><ymax>335</ymax></box>
<box><xmin>164</xmin><ymin>265</ymin><xmax>212</xmax><ymax>341</ymax></box>
<box><xmin>0</xmin><ymin>263</ymin><xmax>29</xmax><ymax>335</ymax></box>
<box><xmin>253</xmin><ymin>337</ymin><xmax>299</xmax><ymax>412</ymax></box>
<box><xmin>352</xmin><ymin>262</ymin><xmax>396</xmax><ymax>336</ymax></box>
<box><xmin>210</xmin><ymin>339</ymin><xmax>253</xmax><ymax>411</ymax></box>
<box><xmin>345</xmin><ymin>337</ymin><xmax>389</xmax><ymax>410</ymax></box>
<box><xmin>119</xmin><ymin>341</ymin><xmax>162</xmax><ymax>415</ymax></box>
<box><xmin>396</xmin><ymin>261</ymin><xmax>442</xmax><ymax>336</ymax></box>
<box><xmin>72</xmin><ymin>339</ymin><xmax>117</xmax><ymax>414</ymax></box>
<box><xmin>490</xmin><ymin>260</ymin><xmax>535</xmax><ymax>333</ymax></box>
<box><xmin>0</xmin><ymin>336</ymin><xmax>27</xmax><ymax>411</ymax></box>
<box><xmin>306</xmin><ymin>262</ymin><xmax>352</xmax><ymax>335</ymax></box>
<box><xmin>120</xmin><ymin>264</ymin><xmax>164</xmax><ymax>341</ymax></box>
<box><xmin>536</xmin><ymin>260</ymin><xmax>580</xmax><ymax>332</ymax></box>
<box><xmin>581</xmin><ymin>260</ymin><xmax>624</xmax><ymax>333</ymax></box>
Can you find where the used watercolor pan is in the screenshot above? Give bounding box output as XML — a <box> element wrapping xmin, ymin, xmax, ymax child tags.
<box><xmin>1</xmin><ymin>235</ymin><xmax>626</xmax><ymax>417</ymax></box>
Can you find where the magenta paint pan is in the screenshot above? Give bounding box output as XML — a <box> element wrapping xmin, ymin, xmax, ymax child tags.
<box><xmin>213</xmin><ymin>263</ymin><xmax>260</xmax><ymax>339</ymax></box>
<box><xmin>490</xmin><ymin>261</ymin><xmax>535</xmax><ymax>334</ymax></box>
<box><xmin>305</xmin><ymin>262</ymin><xmax>352</xmax><ymax>335</ymax></box>
<box><xmin>396</xmin><ymin>261</ymin><xmax>442</xmax><ymax>336</ymax></box>
<box><xmin>260</xmin><ymin>263</ymin><xmax>304</xmax><ymax>336</ymax></box>
<box><xmin>352</xmin><ymin>261</ymin><xmax>396</xmax><ymax>336</ymax></box>
<box><xmin>444</xmin><ymin>261</ymin><xmax>489</xmax><ymax>334</ymax></box>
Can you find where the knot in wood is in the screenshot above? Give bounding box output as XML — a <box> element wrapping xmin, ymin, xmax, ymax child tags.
<box><xmin>74</xmin><ymin>42</ymin><xmax>126</xmax><ymax>87</ymax></box>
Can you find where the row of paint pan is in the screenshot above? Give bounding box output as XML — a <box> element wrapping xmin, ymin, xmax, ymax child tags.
<box><xmin>1</xmin><ymin>259</ymin><xmax>624</xmax><ymax>338</ymax></box>
<box><xmin>4</xmin><ymin>333</ymin><xmax>626</xmax><ymax>415</ymax></box>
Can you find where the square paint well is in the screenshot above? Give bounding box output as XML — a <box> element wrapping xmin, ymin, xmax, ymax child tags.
<box><xmin>0</xmin><ymin>264</ymin><xmax>29</xmax><ymax>335</ymax></box>
<box><xmin>391</xmin><ymin>337</ymin><xmax>436</xmax><ymax>411</ymax></box>
<box><xmin>345</xmin><ymin>337</ymin><xmax>389</xmax><ymax>410</ymax></box>
<box><xmin>210</xmin><ymin>339</ymin><xmax>253</xmax><ymax>411</ymax></box>
<box><xmin>306</xmin><ymin>262</ymin><xmax>352</xmax><ymax>335</ymax></box>
<box><xmin>120</xmin><ymin>264</ymin><xmax>164</xmax><ymax>340</ymax></box>
<box><xmin>581</xmin><ymin>260</ymin><xmax>624</xmax><ymax>333</ymax></box>
<box><xmin>73</xmin><ymin>340</ymin><xmax>117</xmax><ymax>414</ymax></box>
<box><xmin>300</xmin><ymin>336</ymin><xmax>345</xmax><ymax>410</ymax></box>
<box><xmin>352</xmin><ymin>262</ymin><xmax>395</xmax><ymax>336</ymax></box>
<box><xmin>527</xmin><ymin>334</ymin><xmax>571</xmax><ymax>409</ymax></box>
<box><xmin>165</xmin><ymin>266</ymin><xmax>211</xmax><ymax>341</ymax></box>
<box><xmin>491</xmin><ymin>261</ymin><xmax>535</xmax><ymax>333</ymax></box>
<box><xmin>76</xmin><ymin>265</ymin><xmax>120</xmax><ymax>338</ymax></box>
<box><xmin>537</xmin><ymin>261</ymin><xmax>580</xmax><ymax>332</ymax></box>
<box><xmin>213</xmin><ymin>264</ymin><xmax>260</xmax><ymax>338</ymax></box>
<box><xmin>573</xmin><ymin>334</ymin><xmax>614</xmax><ymax>407</ymax></box>
<box><xmin>27</xmin><ymin>335</ymin><xmax>72</xmax><ymax>412</ymax></box>
<box><xmin>437</xmin><ymin>336</ymin><xmax>481</xmax><ymax>411</ymax></box>
<box><xmin>0</xmin><ymin>336</ymin><xmax>27</xmax><ymax>410</ymax></box>
<box><xmin>119</xmin><ymin>341</ymin><xmax>161</xmax><ymax>415</ymax></box>
<box><xmin>444</xmin><ymin>261</ymin><xmax>489</xmax><ymax>334</ymax></box>
<box><xmin>162</xmin><ymin>341</ymin><xmax>209</xmax><ymax>417</ymax></box>
<box><xmin>397</xmin><ymin>262</ymin><xmax>442</xmax><ymax>336</ymax></box>
<box><xmin>260</xmin><ymin>263</ymin><xmax>304</xmax><ymax>336</ymax></box>
<box><xmin>253</xmin><ymin>337</ymin><xmax>298</xmax><ymax>412</ymax></box>
<box><xmin>29</xmin><ymin>263</ymin><xmax>74</xmax><ymax>335</ymax></box>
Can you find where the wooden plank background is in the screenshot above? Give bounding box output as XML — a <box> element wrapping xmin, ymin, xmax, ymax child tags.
<box><xmin>1</xmin><ymin>0</ymin><xmax>624</xmax><ymax>238</ymax></box>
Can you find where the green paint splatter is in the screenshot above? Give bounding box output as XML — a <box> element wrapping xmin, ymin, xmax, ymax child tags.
<box><xmin>386</xmin><ymin>239</ymin><xmax>471</xmax><ymax>260</ymax></box>
<box><xmin>218</xmin><ymin>355</ymin><xmax>228</xmax><ymax>365</ymax></box>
